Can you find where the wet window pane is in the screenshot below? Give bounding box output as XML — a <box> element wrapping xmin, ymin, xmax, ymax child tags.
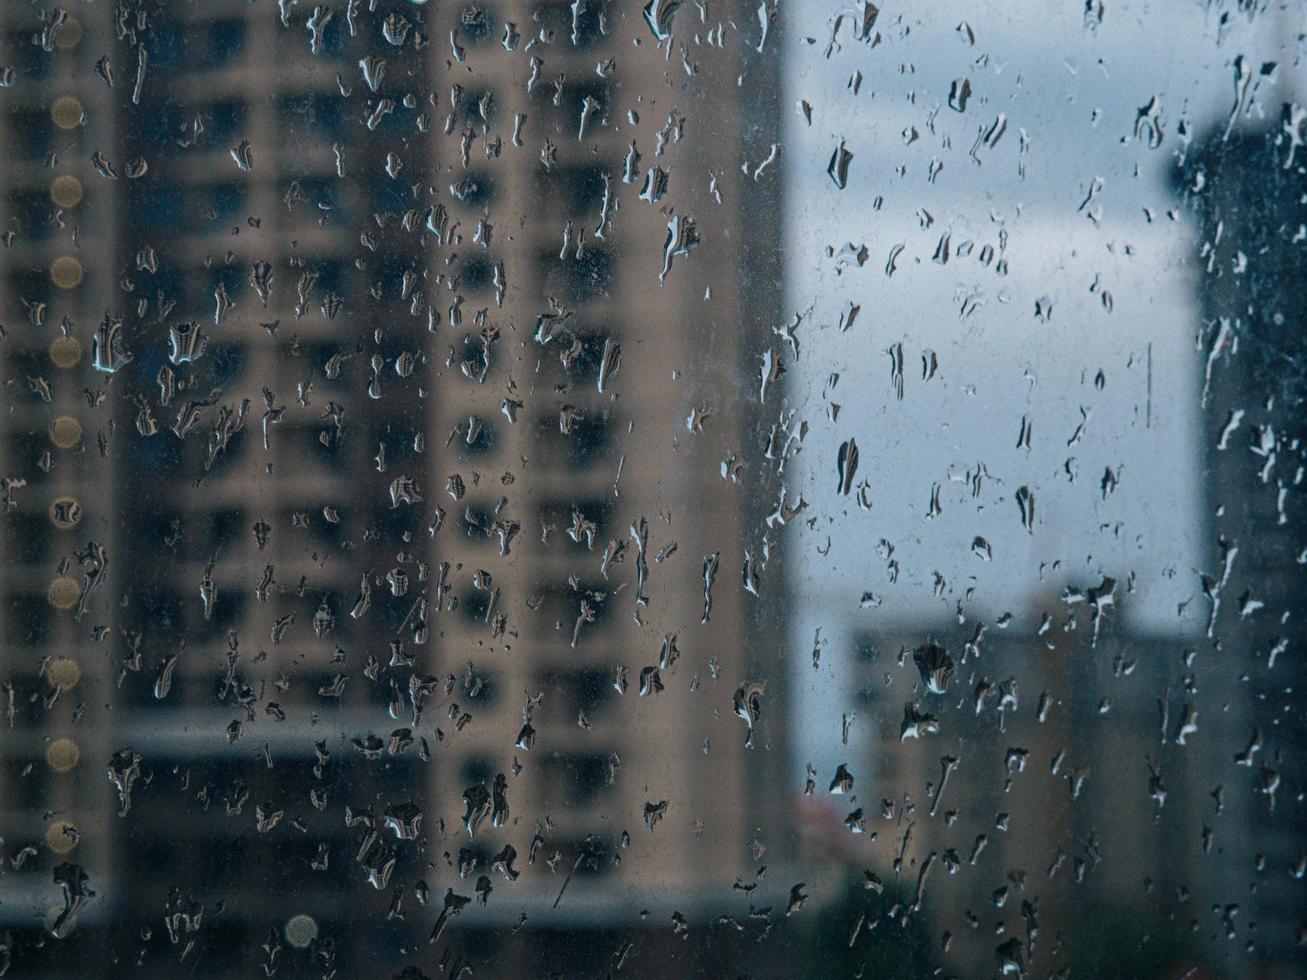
<box><xmin>0</xmin><ymin>2</ymin><xmax>1304</xmax><ymax>977</ymax></box>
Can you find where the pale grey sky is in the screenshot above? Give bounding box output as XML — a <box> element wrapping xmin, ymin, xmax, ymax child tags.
<box><xmin>781</xmin><ymin>0</ymin><xmax>1298</xmax><ymax>769</ymax></box>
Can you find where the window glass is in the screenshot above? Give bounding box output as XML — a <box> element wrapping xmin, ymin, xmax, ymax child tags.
<box><xmin>0</xmin><ymin>3</ymin><xmax>1303</xmax><ymax>978</ymax></box>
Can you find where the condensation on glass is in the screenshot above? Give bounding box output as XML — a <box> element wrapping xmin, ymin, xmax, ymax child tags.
<box><xmin>0</xmin><ymin>1</ymin><xmax>1303</xmax><ymax>978</ymax></box>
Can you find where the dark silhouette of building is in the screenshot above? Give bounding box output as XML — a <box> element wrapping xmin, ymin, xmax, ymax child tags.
<box><xmin>1174</xmin><ymin>108</ymin><xmax>1307</xmax><ymax>975</ymax></box>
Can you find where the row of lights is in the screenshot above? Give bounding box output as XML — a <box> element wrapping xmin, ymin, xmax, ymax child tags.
<box><xmin>49</xmin><ymin>95</ymin><xmax>84</xmax><ymax>288</ymax></box>
<box><xmin>41</xmin><ymin>17</ymin><xmax>85</xmax><ymax>879</ymax></box>
<box><xmin>44</xmin><ymin>657</ymin><xmax>78</xmax><ymax>854</ymax></box>
<box><xmin>46</xmin><ymin>13</ymin><xmax>84</xmax><ymax>618</ymax></box>
<box><xmin>31</xmin><ymin>13</ymin><xmax>323</xmax><ymax>947</ymax></box>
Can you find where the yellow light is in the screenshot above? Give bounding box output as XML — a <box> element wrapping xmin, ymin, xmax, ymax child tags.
<box><xmin>50</xmin><ymin>415</ymin><xmax>82</xmax><ymax>448</ymax></box>
<box><xmin>49</xmin><ymin>335</ymin><xmax>82</xmax><ymax>368</ymax></box>
<box><xmin>51</xmin><ymin>96</ymin><xmax>83</xmax><ymax>130</ymax></box>
<box><xmin>48</xmin><ymin>658</ymin><xmax>81</xmax><ymax>690</ymax></box>
<box><xmin>47</xmin><ymin>576</ymin><xmax>81</xmax><ymax>610</ymax></box>
<box><xmin>46</xmin><ymin>738</ymin><xmax>80</xmax><ymax>772</ymax></box>
<box><xmin>50</xmin><ymin>175</ymin><xmax>83</xmax><ymax>209</ymax></box>
<box><xmin>285</xmin><ymin>914</ymin><xmax>319</xmax><ymax>948</ymax></box>
<box><xmin>46</xmin><ymin>819</ymin><xmax>79</xmax><ymax>854</ymax></box>
<box><xmin>55</xmin><ymin>18</ymin><xmax>83</xmax><ymax>50</ymax></box>
<box><xmin>48</xmin><ymin>496</ymin><xmax>83</xmax><ymax>529</ymax></box>
<box><xmin>50</xmin><ymin>256</ymin><xmax>83</xmax><ymax>289</ymax></box>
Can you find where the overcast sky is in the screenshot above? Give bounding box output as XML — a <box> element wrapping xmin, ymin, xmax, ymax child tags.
<box><xmin>782</xmin><ymin>2</ymin><xmax>1297</xmax><ymax>629</ymax></box>
<box><xmin>780</xmin><ymin>1</ymin><xmax>1299</xmax><ymax>769</ymax></box>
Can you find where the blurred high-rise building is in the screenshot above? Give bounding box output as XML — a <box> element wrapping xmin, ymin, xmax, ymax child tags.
<box><xmin>416</xmin><ymin>1</ymin><xmax>786</xmax><ymax>973</ymax></box>
<box><xmin>0</xmin><ymin>2</ymin><xmax>786</xmax><ymax>977</ymax></box>
<box><xmin>98</xmin><ymin>3</ymin><xmax>419</xmax><ymax>975</ymax></box>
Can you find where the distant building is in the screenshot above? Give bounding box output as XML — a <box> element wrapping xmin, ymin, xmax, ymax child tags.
<box><xmin>1176</xmin><ymin>113</ymin><xmax>1307</xmax><ymax>974</ymax></box>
